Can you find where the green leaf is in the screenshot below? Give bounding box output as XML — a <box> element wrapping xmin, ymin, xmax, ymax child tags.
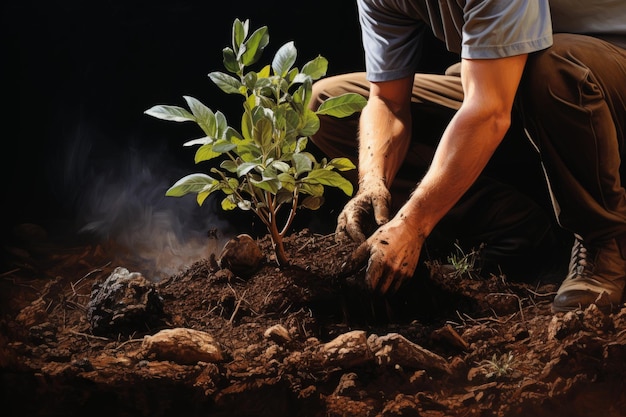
<box><xmin>197</xmin><ymin>190</ymin><xmax>210</xmax><ymax>206</ymax></box>
<box><xmin>144</xmin><ymin>105</ymin><xmax>195</xmax><ymax>122</ymax></box>
<box><xmin>243</xmin><ymin>71</ymin><xmax>257</xmax><ymax>91</ymax></box>
<box><xmin>241</xmin><ymin>102</ymin><xmax>253</xmax><ymax>140</ymax></box>
<box><xmin>301</xmin><ymin>55</ymin><xmax>328</xmax><ymax>80</ymax></box>
<box><xmin>221</xmin><ymin>195</ymin><xmax>238</xmax><ymax>210</ymax></box>
<box><xmin>291</xmin><ymin>78</ymin><xmax>312</xmax><ymax>109</ymax></box>
<box><xmin>292</xmin><ymin>153</ymin><xmax>313</xmax><ymax>175</ymax></box>
<box><xmin>316</xmin><ymin>93</ymin><xmax>367</xmax><ymax>117</ymax></box>
<box><xmin>183</xmin><ymin>137</ymin><xmax>211</xmax><ymax>147</ymax></box>
<box><xmin>251</xmin><ymin>177</ymin><xmax>279</xmax><ymax>193</ymax></box>
<box><xmin>226</xmin><ymin>126</ymin><xmax>244</xmax><ymax>142</ymax></box>
<box><xmin>233</xmin><ymin>19</ymin><xmax>247</xmax><ymax>53</ymax></box>
<box><xmin>220</xmin><ymin>160</ymin><xmax>238</xmax><ymax>173</ymax></box>
<box><xmin>277</xmin><ymin>172</ymin><xmax>296</xmax><ymax>191</ymax></box>
<box><xmin>184</xmin><ymin>96</ymin><xmax>216</xmax><ymax>137</ymax></box>
<box><xmin>328</xmin><ymin>157</ymin><xmax>356</xmax><ymax>172</ymax></box>
<box><xmin>221</xmin><ymin>177</ymin><xmax>240</xmax><ymax>194</ymax></box>
<box><xmin>195</xmin><ymin>143</ymin><xmax>222</xmax><ymax>163</ymax></box>
<box><xmin>222</xmin><ymin>47</ymin><xmax>239</xmax><ymax>73</ymax></box>
<box><xmin>216</xmin><ymin>111</ymin><xmax>229</xmax><ymax>138</ymax></box>
<box><xmin>208</xmin><ymin>71</ymin><xmax>244</xmax><ymax>95</ymax></box>
<box><xmin>272</xmin><ymin>41</ymin><xmax>297</xmax><ymax>78</ymax></box>
<box><xmin>286</xmin><ymin>68</ymin><xmax>299</xmax><ymax>84</ymax></box>
<box><xmin>305</xmin><ymin>169</ymin><xmax>354</xmax><ymax>196</ymax></box>
<box><xmin>299</xmin><ymin>109</ymin><xmax>320</xmax><ymax>136</ymax></box>
<box><xmin>241</xmin><ymin>26</ymin><xmax>269</xmax><ymax>66</ymax></box>
<box><xmin>237</xmin><ymin>162</ymin><xmax>260</xmax><ymax>177</ymax></box>
<box><xmin>301</xmin><ymin>195</ymin><xmax>323</xmax><ymax>210</ymax></box>
<box><xmin>166</xmin><ymin>173</ymin><xmax>218</xmax><ymax>197</ymax></box>
<box><xmin>271</xmin><ymin>160</ymin><xmax>290</xmax><ymax>173</ymax></box>
<box><xmin>253</xmin><ymin>117</ymin><xmax>273</xmax><ymax>148</ymax></box>
<box><xmin>236</xmin><ymin>142</ymin><xmax>262</xmax><ymax>161</ymax></box>
<box><xmin>212</xmin><ymin>140</ymin><xmax>237</xmax><ymax>153</ymax></box>
<box><xmin>258</xmin><ymin>64</ymin><xmax>271</xmax><ymax>78</ymax></box>
<box><xmin>295</xmin><ymin>137</ymin><xmax>308</xmax><ymax>153</ymax></box>
<box><xmin>299</xmin><ymin>182</ymin><xmax>324</xmax><ymax>197</ymax></box>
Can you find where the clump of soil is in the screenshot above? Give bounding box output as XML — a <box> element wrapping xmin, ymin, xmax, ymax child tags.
<box><xmin>1</xmin><ymin>226</ymin><xmax>626</xmax><ymax>417</ymax></box>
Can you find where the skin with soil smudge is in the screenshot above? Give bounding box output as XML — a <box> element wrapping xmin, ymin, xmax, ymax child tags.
<box><xmin>1</xmin><ymin>228</ymin><xmax>626</xmax><ymax>417</ymax></box>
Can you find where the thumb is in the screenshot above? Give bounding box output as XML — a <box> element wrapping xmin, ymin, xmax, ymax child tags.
<box><xmin>372</xmin><ymin>192</ymin><xmax>391</xmax><ymax>225</ymax></box>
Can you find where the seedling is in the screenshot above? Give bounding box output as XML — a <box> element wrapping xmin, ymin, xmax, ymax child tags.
<box><xmin>145</xmin><ymin>18</ymin><xmax>366</xmax><ymax>266</ymax></box>
<box><xmin>446</xmin><ymin>242</ymin><xmax>481</xmax><ymax>278</ymax></box>
<box><xmin>477</xmin><ymin>351</ymin><xmax>518</xmax><ymax>379</ymax></box>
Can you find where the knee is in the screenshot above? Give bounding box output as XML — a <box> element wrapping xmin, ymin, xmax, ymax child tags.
<box><xmin>310</xmin><ymin>77</ymin><xmax>335</xmax><ymax>111</ymax></box>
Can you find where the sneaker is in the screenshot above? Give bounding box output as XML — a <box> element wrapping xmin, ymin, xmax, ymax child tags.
<box><xmin>552</xmin><ymin>234</ymin><xmax>626</xmax><ymax>312</ymax></box>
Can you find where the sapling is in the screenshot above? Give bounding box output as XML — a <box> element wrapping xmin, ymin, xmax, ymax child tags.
<box><xmin>145</xmin><ymin>18</ymin><xmax>366</xmax><ymax>266</ymax></box>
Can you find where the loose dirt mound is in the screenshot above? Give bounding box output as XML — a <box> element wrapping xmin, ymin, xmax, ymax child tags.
<box><xmin>1</xmin><ymin>227</ymin><xmax>626</xmax><ymax>417</ymax></box>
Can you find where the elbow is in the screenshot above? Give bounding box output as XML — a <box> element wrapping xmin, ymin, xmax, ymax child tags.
<box><xmin>491</xmin><ymin>110</ymin><xmax>512</xmax><ymax>138</ymax></box>
<box><xmin>462</xmin><ymin>101</ymin><xmax>512</xmax><ymax>140</ymax></box>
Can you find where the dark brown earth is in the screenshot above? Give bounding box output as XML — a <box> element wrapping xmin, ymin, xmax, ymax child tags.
<box><xmin>2</xmin><ymin>224</ymin><xmax>626</xmax><ymax>417</ymax></box>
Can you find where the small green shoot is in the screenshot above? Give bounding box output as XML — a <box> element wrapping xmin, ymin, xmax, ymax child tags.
<box><xmin>446</xmin><ymin>242</ymin><xmax>481</xmax><ymax>279</ymax></box>
<box><xmin>477</xmin><ymin>351</ymin><xmax>518</xmax><ymax>379</ymax></box>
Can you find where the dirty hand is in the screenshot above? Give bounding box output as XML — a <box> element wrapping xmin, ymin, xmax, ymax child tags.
<box><xmin>336</xmin><ymin>178</ymin><xmax>392</xmax><ymax>243</ymax></box>
<box><xmin>343</xmin><ymin>214</ymin><xmax>423</xmax><ymax>295</ymax></box>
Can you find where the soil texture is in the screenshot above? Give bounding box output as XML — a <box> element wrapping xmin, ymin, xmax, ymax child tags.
<box><xmin>2</xmin><ymin>225</ymin><xmax>626</xmax><ymax>417</ymax></box>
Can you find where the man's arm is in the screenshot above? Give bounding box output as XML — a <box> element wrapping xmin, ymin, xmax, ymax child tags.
<box><xmin>403</xmin><ymin>54</ymin><xmax>529</xmax><ymax>237</ymax></box>
<box><xmin>358</xmin><ymin>76</ymin><xmax>414</xmax><ymax>188</ymax></box>
<box><xmin>353</xmin><ymin>54</ymin><xmax>529</xmax><ymax>294</ymax></box>
<box><xmin>335</xmin><ymin>76</ymin><xmax>414</xmax><ymax>242</ymax></box>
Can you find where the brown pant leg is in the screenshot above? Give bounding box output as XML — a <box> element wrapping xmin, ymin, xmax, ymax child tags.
<box><xmin>518</xmin><ymin>34</ymin><xmax>626</xmax><ymax>242</ymax></box>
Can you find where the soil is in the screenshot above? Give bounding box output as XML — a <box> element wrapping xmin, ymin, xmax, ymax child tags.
<box><xmin>2</xmin><ymin>223</ymin><xmax>626</xmax><ymax>417</ymax></box>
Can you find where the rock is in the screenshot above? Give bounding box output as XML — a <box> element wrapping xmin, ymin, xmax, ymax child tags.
<box><xmin>548</xmin><ymin>310</ymin><xmax>584</xmax><ymax>340</ymax></box>
<box><xmin>333</xmin><ymin>372</ymin><xmax>362</xmax><ymax>398</ymax></box>
<box><xmin>142</xmin><ymin>328</ymin><xmax>225</xmax><ymax>364</ymax></box>
<box><xmin>87</xmin><ymin>267</ymin><xmax>164</xmax><ymax>336</ymax></box>
<box><xmin>367</xmin><ymin>333</ymin><xmax>451</xmax><ymax>375</ymax></box>
<box><xmin>264</xmin><ymin>324</ymin><xmax>292</xmax><ymax>345</ymax></box>
<box><xmin>217</xmin><ymin>234</ymin><xmax>264</xmax><ymax>277</ymax></box>
<box><xmin>321</xmin><ymin>330</ymin><xmax>373</xmax><ymax>368</ymax></box>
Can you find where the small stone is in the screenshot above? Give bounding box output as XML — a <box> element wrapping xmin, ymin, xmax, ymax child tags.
<box><xmin>217</xmin><ymin>234</ymin><xmax>264</xmax><ymax>277</ymax></box>
<box><xmin>367</xmin><ymin>333</ymin><xmax>451</xmax><ymax>375</ymax></box>
<box><xmin>264</xmin><ymin>324</ymin><xmax>292</xmax><ymax>344</ymax></box>
<box><xmin>142</xmin><ymin>328</ymin><xmax>225</xmax><ymax>364</ymax></box>
<box><xmin>321</xmin><ymin>330</ymin><xmax>373</xmax><ymax>368</ymax></box>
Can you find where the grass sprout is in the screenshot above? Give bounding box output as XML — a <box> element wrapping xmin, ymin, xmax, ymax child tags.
<box><xmin>446</xmin><ymin>242</ymin><xmax>481</xmax><ymax>279</ymax></box>
<box><xmin>477</xmin><ymin>351</ymin><xmax>518</xmax><ymax>379</ymax></box>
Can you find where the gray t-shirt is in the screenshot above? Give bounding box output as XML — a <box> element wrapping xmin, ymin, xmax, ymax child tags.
<box><xmin>358</xmin><ymin>0</ymin><xmax>626</xmax><ymax>82</ymax></box>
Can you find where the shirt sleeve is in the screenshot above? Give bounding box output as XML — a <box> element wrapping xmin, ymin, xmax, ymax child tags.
<box><xmin>357</xmin><ymin>0</ymin><xmax>428</xmax><ymax>82</ymax></box>
<box><xmin>461</xmin><ymin>0</ymin><xmax>553</xmax><ymax>59</ymax></box>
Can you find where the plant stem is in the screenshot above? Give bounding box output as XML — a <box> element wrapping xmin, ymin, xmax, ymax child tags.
<box><xmin>265</xmin><ymin>191</ymin><xmax>289</xmax><ymax>266</ymax></box>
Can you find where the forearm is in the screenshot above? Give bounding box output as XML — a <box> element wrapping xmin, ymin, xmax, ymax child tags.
<box><xmin>357</xmin><ymin>95</ymin><xmax>411</xmax><ymax>188</ymax></box>
<box><xmin>399</xmin><ymin>55</ymin><xmax>527</xmax><ymax>239</ymax></box>
<box><xmin>401</xmin><ymin>103</ymin><xmax>510</xmax><ymax>237</ymax></box>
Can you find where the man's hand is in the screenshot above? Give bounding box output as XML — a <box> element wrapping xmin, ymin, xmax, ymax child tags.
<box><xmin>343</xmin><ymin>214</ymin><xmax>423</xmax><ymax>294</ymax></box>
<box><xmin>336</xmin><ymin>177</ymin><xmax>392</xmax><ymax>243</ymax></box>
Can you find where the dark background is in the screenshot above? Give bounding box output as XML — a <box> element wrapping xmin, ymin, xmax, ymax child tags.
<box><xmin>2</xmin><ymin>1</ymin><xmax>457</xmax><ymax>258</ymax></box>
